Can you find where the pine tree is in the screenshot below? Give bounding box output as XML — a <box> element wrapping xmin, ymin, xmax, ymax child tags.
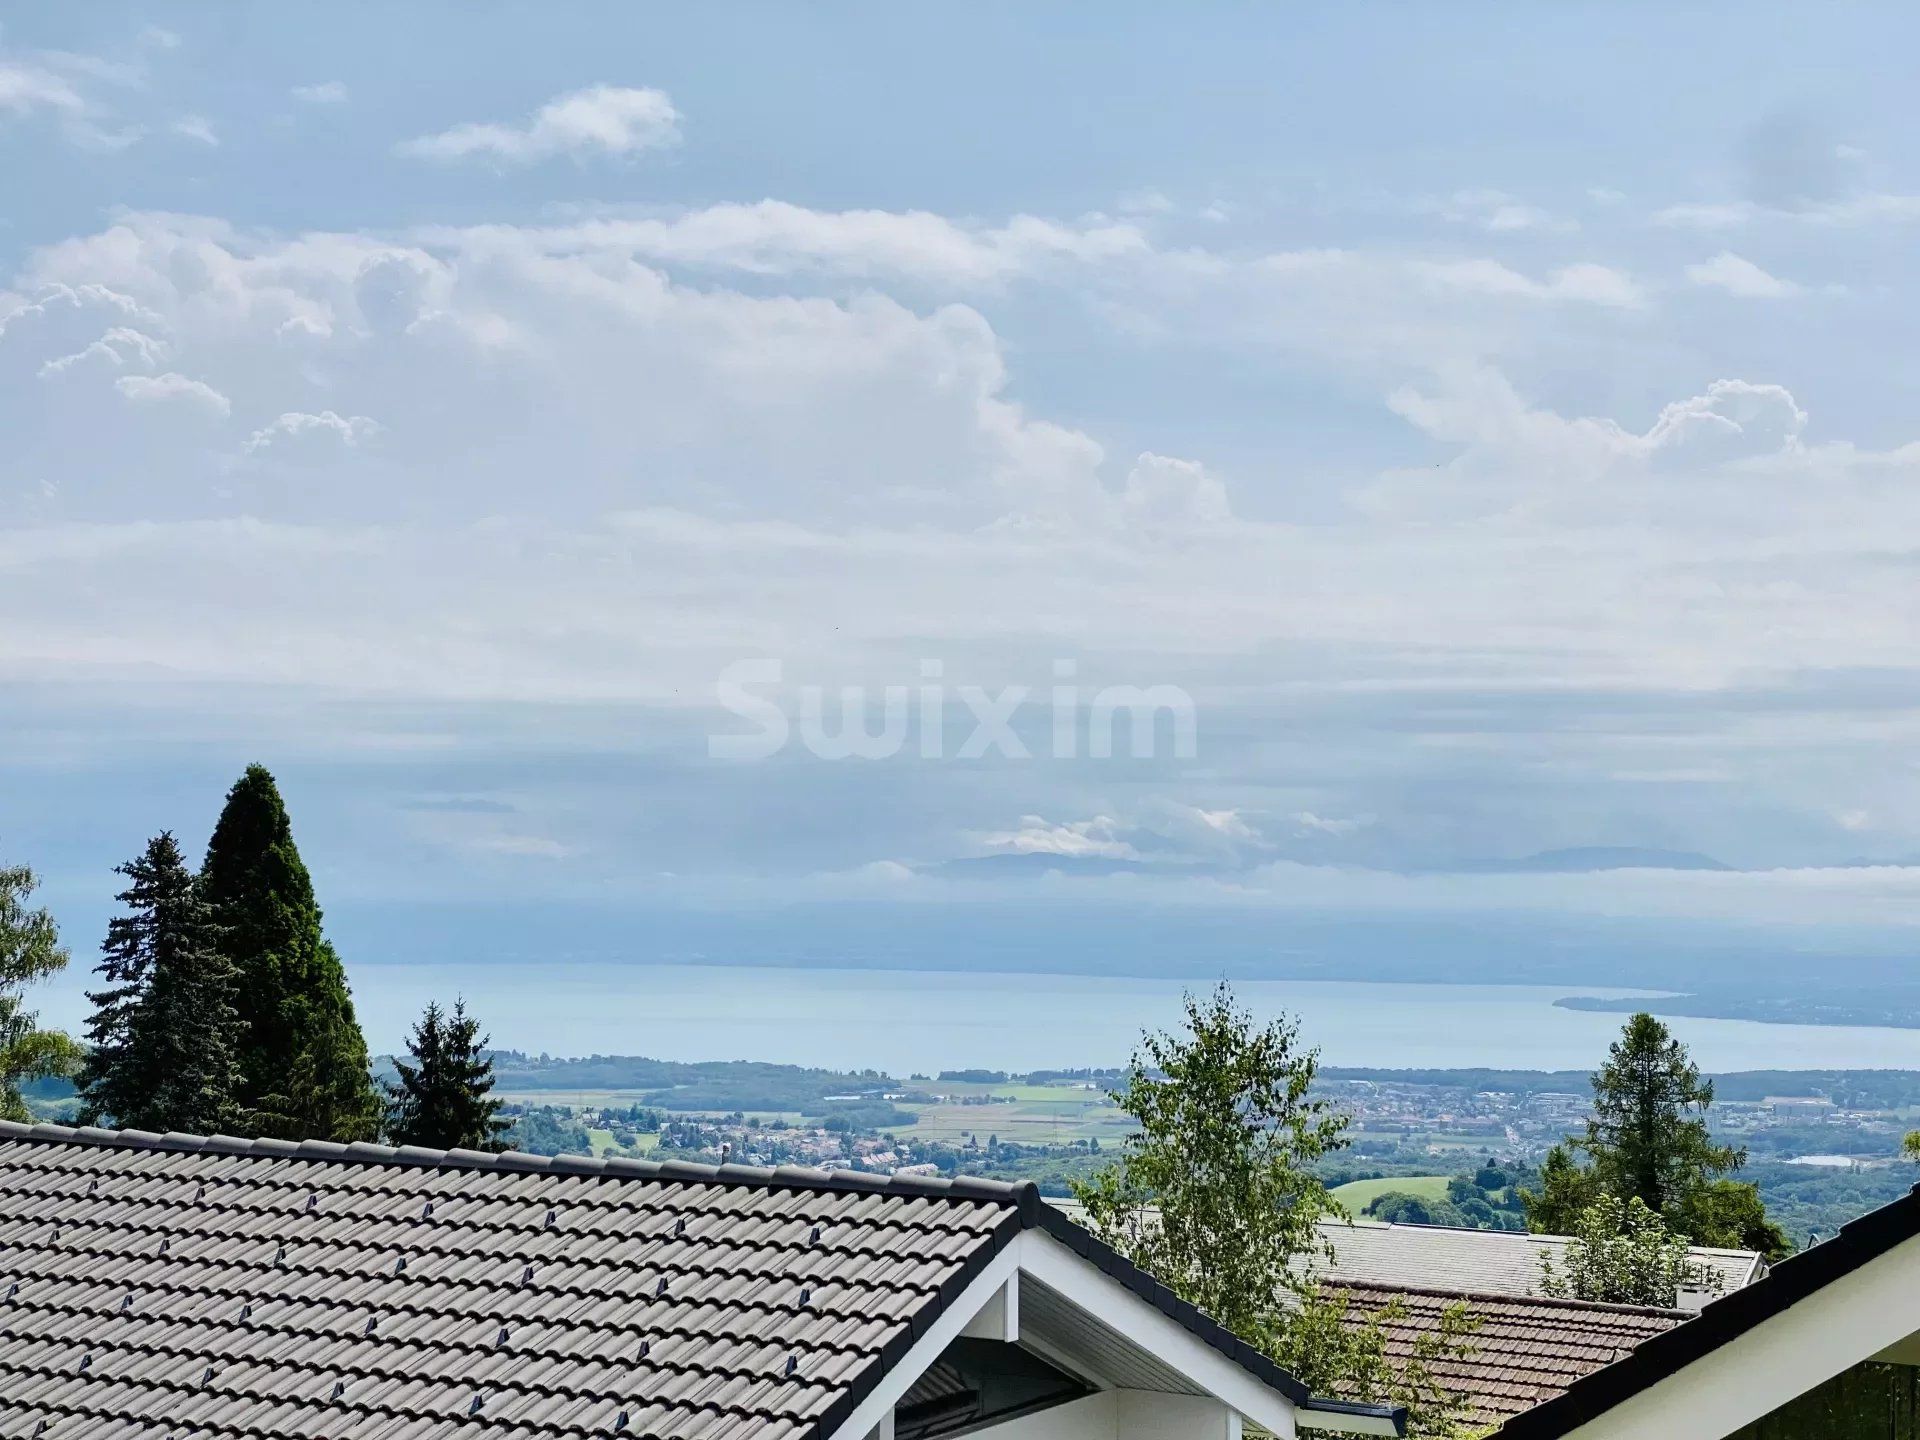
<box><xmin>77</xmin><ymin>833</ymin><xmax>239</xmax><ymax>1133</ymax></box>
<box><xmin>200</xmin><ymin>765</ymin><xmax>380</xmax><ymax>1141</ymax></box>
<box><xmin>0</xmin><ymin>863</ymin><xmax>80</xmax><ymax>1122</ymax></box>
<box><xmin>384</xmin><ymin>1000</ymin><xmax>508</xmax><ymax>1151</ymax></box>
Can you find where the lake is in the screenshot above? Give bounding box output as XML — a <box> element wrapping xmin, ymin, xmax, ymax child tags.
<box><xmin>311</xmin><ymin>965</ymin><xmax>1920</xmax><ymax>1074</ymax></box>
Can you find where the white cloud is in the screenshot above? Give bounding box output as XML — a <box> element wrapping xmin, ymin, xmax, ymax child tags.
<box><xmin>1120</xmin><ymin>452</ymin><xmax>1230</xmax><ymax>525</ymax></box>
<box><xmin>0</xmin><ymin>60</ymin><xmax>85</xmax><ymax>119</ymax></box>
<box><xmin>1445</xmin><ymin>189</ymin><xmax>1574</xmax><ymax>234</ymax></box>
<box><xmin>290</xmin><ymin>81</ymin><xmax>348</xmax><ymax>105</ymax></box>
<box><xmin>1684</xmin><ymin>251</ymin><xmax>1800</xmax><ymax>298</ymax></box>
<box><xmin>453</xmin><ymin>200</ymin><xmax>1149</xmax><ymax>287</ymax></box>
<box><xmin>244</xmin><ymin>410</ymin><xmax>381</xmax><ymax>455</ymax></box>
<box><xmin>398</xmin><ymin>84</ymin><xmax>681</xmax><ymax>165</ymax></box>
<box><xmin>0</xmin><ymin>46</ymin><xmax>148</xmax><ymax>151</ymax></box>
<box><xmin>1414</xmin><ymin>258</ymin><xmax>1643</xmax><ymax>308</ymax></box>
<box><xmin>38</xmin><ymin>326</ymin><xmax>169</xmax><ymax>377</ymax></box>
<box><xmin>979</xmin><ymin>815</ymin><xmax>1139</xmax><ymax>860</ymax></box>
<box><xmin>1654</xmin><ymin>193</ymin><xmax>1920</xmax><ymax>230</ymax></box>
<box><xmin>113</xmin><ymin>372</ymin><xmax>231</xmax><ymax>417</ymax></box>
<box><xmin>138</xmin><ymin>27</ymin><xmax>182</xmax><ymax>50</ymax></box>
<box><xmin>170</xmin><ymin>114</ymin><xmax>217</xmax><ymax>146</ymax></box>
<box><xmin>1296</xmin><ymin>812</ymin><xmax>1374</xmax><ymax>837</ymax></box>
<box><xmin>6</xmin><ymin>207</ymin><xmax>1920</xmax><ymax>774</ymax></box>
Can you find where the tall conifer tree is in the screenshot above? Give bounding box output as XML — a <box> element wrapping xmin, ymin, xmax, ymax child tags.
<box><xmin>77</xmin><ymin>833</ymin><xmax>239</xmax><ymax>1132</ymax></box>
<box><xmin>385</xmin><ymin>1000</ymin><xmax>508</xmax><ymax>1151</ymax></box>
<box><xmin>200</xmin><ymin>765</ymin><xmax>380</xmax><ymax>1141</ymax></box>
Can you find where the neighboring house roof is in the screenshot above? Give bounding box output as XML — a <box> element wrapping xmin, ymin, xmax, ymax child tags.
<box><xmin>1496</xmin><ymin>1181</ymin><xmax>1920</xmax><ymax>1439</ymax></box>
<box><xmin>1326</xmin><ymin>1282</ymin><xmax>1686</xmax><ymax>1429</ymax></box>
<box><xmin>1318</xmin><ymin>1219</ymin><xmax>1764</xmax><ymax>1312</ymax></box>
<box><xmin>0</xmin><ymin>1122</ymin><xmax>1399</xmax><ymax>1440</ymax></box>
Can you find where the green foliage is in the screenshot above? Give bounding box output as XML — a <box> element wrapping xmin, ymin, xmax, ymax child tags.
<box><xmin>485</xmin><ymin>1051</ymin><xmax>894</xmax><ymax>1112</ymax></box>
<box><xmin>76</xmin><ymin>833</ymin><xmax>239</xmax><ymax>1134</ymax></box>
<box><xmin>1538</xmin><ymin>1194</ymin><xmax>1722</xmax><ymax>1309</ymax></box>
<box><xmin>1586</xmin><ymin>1013</ymin><xmax>1741</xmax><ymax>1215</ymax></box>
<box><xmin>0</xmin><ymin>864</ymin><xmax>80</xmax><ymax>1122</ymax></box>
<box><xmin>200</xmin><ymin>765</ymin><xmax>379</xmax><ymax>1140</ymax></box>
<box><xmin>1072</xmin><ymin>983</ymin><xmax>1477</xmax><ymax>1437</ymax></box>
<box><xmin>1275</xmin><ymin>1289</ymin><xmax>1482</xmax><ymax>1440</ymax></box>
<box><xmin>385</xmin><ymin>1000</ymin><xmax>509</xmax><ymax>1151</ymax></box>
<box><xmin>500</xmin><ymin>1103</ymin><xmax>595</xmax><ymax>1156</ymax></box>
<box><xmin>1524</xmin><ymin>1013</ymin><xmax>1783</xmax><ymax>1258</ymax></box>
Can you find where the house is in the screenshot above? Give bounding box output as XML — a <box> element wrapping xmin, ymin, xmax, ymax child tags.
<box><xmin>1495</xmin><ymin>1177</ymin><xmax>1920</xmax><ymax>1437</ymax></box>
<box><xmin>0</xmin><ymin>1121</ymin><xmax>1402</xmax><ymax>1439</ymax></box>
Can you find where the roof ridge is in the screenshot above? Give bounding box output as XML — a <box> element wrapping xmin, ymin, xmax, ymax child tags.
<box><xmin>1323</xmin><ymin>1277</ymin><xmax>1691</xmax><ymax>1319</ymax></box>
<box><xmin>1325</xmin><ymin>1216</ymin><xmax>1758</xmax><ymax>1260</ymax></box>
<box><xmin>0</xmin><ymin>1118</ymin><xmax>1034</xmax><ymax>1207</ymax></box>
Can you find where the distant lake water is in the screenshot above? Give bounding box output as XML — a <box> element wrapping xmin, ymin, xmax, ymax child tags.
<box><xmin>298</xmin><ymin>965</ymin><xmax>1920</xmax><ymax>1074</ymax></box>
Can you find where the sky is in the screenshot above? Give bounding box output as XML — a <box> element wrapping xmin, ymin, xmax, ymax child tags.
<box><xmin>7</xmin><ymin>5</ymin><xmax>1920</xmax><ymax>992</ymax></box>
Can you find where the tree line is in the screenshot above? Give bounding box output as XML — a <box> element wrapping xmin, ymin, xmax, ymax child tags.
<box><xmin>0</xmin><ymin>764</ymin><xmax>505</xmax><ymax>1151</ymax></box>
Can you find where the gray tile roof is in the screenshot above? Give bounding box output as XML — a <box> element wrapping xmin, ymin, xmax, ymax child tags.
<box><xmin>1318</xmin><ymin>1220</ymin><xmax>1763</xmax><ymax>1312</ymax></box>
<box><xmin>0</xmin><ymin>1121</ymin><xmax>1031</xmax><ymax>1440</ymax></box>
<box><xmin>0</xmin><ymin>1122</ymin><xmax>1338</xmax><ymax>1440</ymax></box>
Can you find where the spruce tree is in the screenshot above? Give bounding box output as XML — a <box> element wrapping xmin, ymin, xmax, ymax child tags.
<box><xmin>77</xmin><ymin>833</ymin><xmax>239</xmax><ymax>1133</ymax></box>
<box><xmin>1524</xmin><ymin>1012</ymin><xmax>1787</xmax><ymax>1259</ymax></box>
<box><xmin>200</xmin><ymin>765</ymin><xmax>380</xmax><ymax>1141</ymax></box>
<box><xmin>0</xmin><ymin>863</ymin><xmax>79</xmax><ymax>1122</ymax></box>
<box><xmin>384</xmin><ymin>1000</ymin><xmax>508</xmax><ymax>1151</ymax></box>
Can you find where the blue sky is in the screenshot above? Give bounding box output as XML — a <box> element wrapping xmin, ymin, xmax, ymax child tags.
<box><xmin>7</xmin><ymin>5</ymin><xmax>1920</xmax><ymax>991</ymax></box>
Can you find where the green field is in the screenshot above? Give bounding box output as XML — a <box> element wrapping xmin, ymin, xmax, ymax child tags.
<box><xmin>586</xmin><ymin>1127</ymin><xmax>662</xmax><ymax>1156</ymax></box>
<box><xmin>1329</xmin><ymin>1174</ymin><xmax>1451</xmax><ymax>1210</ymax></box>
<box><xmin>895</xmin><ymin>1083</ymin><xmax>1134</xmax><ymax>1145</ymax></box>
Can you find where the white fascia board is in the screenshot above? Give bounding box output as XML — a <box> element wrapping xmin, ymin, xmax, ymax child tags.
<box><xmin>826</xmin><ymin>1235</ymin><xmax>1028</xmax><ymax>1440</ymax></box>
<box><xmin>1558</xmin><ymin>1229</ymin><xmax>1920</xmax><ymax>1440</ymax></box>
<box><xmin>1019</xmin><ymin>1228</ymin><xmax>1302</xmax><ymax>1439</ymax></box>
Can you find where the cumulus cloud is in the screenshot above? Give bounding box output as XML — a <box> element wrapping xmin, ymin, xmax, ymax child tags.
<box><xmin>113</xmin><ymin>372</ymin><xmax>231</xmax><ymax>417</ymax></box>
<box><xmin>979</xmin><ymin>815</ymin><xmax>1139</xmax><ymax>860</ymax></box>
<box><xmin>1120</xmin><ymin>452</ymin><xmax>1230</xmax><ymax>525</ymax></box>
<box><xmin>1684</xmin><ymin>251</ymin><xmax>1800</xmax><ymax>298</ymax></box>
<box><xmin>38</xmin><ymin>326</ymin><xmax>169</xmax><ymax>377</ymax></box>
<box><xmin>399</xmin><ymin>84</ymin><xmax>681</xmax><ymax>165</ymax></box>
<box><xmin>244</xmin><ymin>410</ymin><xmax>381</xmax><ymax>455</ymax></box>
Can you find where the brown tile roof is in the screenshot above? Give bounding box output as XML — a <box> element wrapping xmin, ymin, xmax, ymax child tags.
<box><xmin>1326</xmin><ymin>1281</ymin><xmax>1688</xmax><ymax>1429</ymax></box>
<box><xmin>0</xmin><ymin>1121</ymin><xmax>1034</xmax><ymax>1440</ymax></box>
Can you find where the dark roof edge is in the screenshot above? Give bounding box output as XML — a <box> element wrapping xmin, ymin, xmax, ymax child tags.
<box><xmin>0</xmin><ymin>1119</ymin><xmax>1032</xmax><ymax>1206</ymax></box>
<box><xmin>1497</xmin><ymin>1183</ymin><xmax>1920</xmax><ymax>1439</ymax></box>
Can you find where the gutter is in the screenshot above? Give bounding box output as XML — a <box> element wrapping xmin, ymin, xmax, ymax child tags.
<box><xmin>1299</xmin><ymin>1395</ymin><xmax>1410</xmax><ymax>1436</ymax></box>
